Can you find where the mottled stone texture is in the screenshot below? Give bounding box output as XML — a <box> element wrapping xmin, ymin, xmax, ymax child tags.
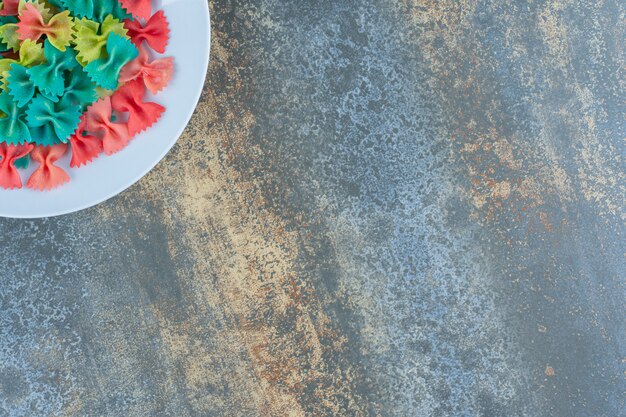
<box><xmin>0</xmin><ymin>1</ymin><xmax>624</xmax><ymax>416</ymax></box>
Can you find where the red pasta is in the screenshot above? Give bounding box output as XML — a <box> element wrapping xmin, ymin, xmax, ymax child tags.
<box><xmin>111</xmin><ymin>78</ymin><xmax>165</xmax><ymax>136</ymax></box>
<box><xmin>68</xmin><ymin>116</ymin><xmax>103</xmax><ymax>168</ymax></box>
<box><xmin>124</xmin><ymin>10</ymin><xmax>170</xmax><ymax>54</ymax></box>
<box><xmin>120</xmin><ymin>44</ymin><xmax>174</xmax><ymax>94</ymax></box>
<box><xmin>27</xmin><ymin>144</ymin><xmax>70</xmax><ymax>191</ymax></box>
<box><xmin>0</xmin><ymin>143</ymin><xmax>33</xmax><ymax>189</ymax></box>
<box><xmin>84</xmin><ymin>97</ymin><xmax>132</xmax><ymax>156</ymax></box>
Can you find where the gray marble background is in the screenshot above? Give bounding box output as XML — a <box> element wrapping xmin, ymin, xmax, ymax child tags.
<box><xmin>0</xmin><ymin>1</ymin><xmax>624</xmax><ymax>416</ymax></box>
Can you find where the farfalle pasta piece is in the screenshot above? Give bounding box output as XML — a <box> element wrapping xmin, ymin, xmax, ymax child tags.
<box><xmin>26</xmin><ymin>94</ymin><xmax>81</xmax><ymax>145</ymax></box>
<box><xmin>5</xmin><ymin>39</ymin><xmax>45</xmax><ymax>105</ymax></box>
<box><xmin>120</xmin><ymin>44</ymin><xmax>173</xmax><ymax>94</ymax></box>
<box><xmin>73</xmin><ymin>15</ymin><xmax>127</xmax><ymax>66</ymax></box>
<box><xmin>84</xmin><ymin>96</ymin><xmax>130</xmax><ymax>155</ymax></box>
<box><xmin>111</xmin><ymin>78</ymin><xmax>163</xmax><ymax>135</ymax></box>
<box><xmin>26</xmin><ymin>143</ymin><xmax>70</xmax><ymax>190</ymax></box>
<box><xmin>84</xmin><ymin>33</ymin><xmax>137</xmax><ymax>90</ymax></box>
<box><xmin>124</xmin><ymin>10</ymin><xmax>169</xmax><ymax>53</ymax></box>
<box><xmin>0</xmin><ymin>0</ymin><xmax>18</xmax><ymax>16</ymax></box>
<box><xmin>119</xmin><ymin>0</ymin><xmax>151</xmax><ymax>21</ymax></box>
<box><xmin>17</xmin><ymin>2</ymin><xmax>73</xmax><ymax>51</ymax></box>
<box><xmin>68</xmin><ymin>114</ymin><xmax>101</xmax><ymax>167</ymax></box>
<box><xmin>0</xmin><ymin>90</ymin><xmax>30</xmax><ymax>144</ymax></box>
<box><xmin>28</xmin><ymin>40</ymin><xmax>77</xmax><ymax>97</ymax></box>
<box><xmin>0</xmin><ymin>142</ymin><xmax>32</xmax><ymax>189</ymax></box>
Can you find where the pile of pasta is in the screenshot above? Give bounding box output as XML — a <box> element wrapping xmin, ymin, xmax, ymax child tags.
<box><xmin>0</xmin><ymin>0</ymin><xmax>173</xmax><ymax>190</ymax></box>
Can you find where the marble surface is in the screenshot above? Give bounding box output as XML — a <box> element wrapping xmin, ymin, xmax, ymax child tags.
<box><xmin>0</xmin><ymin>1</ymin><xmax>624</xmax><ymax>416</ymax></box>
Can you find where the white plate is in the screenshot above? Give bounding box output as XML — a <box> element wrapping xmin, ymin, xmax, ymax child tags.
<box><xmin>0</xmin><ymin>0</ymin><xmax>211</xmax><ymax>218</ymax></box>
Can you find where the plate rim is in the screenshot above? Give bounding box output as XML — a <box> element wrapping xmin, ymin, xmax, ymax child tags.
<box><xmin>0</xmin><ymin>2</ymin><xmax>211</xmax><ymax>219</ymax></box>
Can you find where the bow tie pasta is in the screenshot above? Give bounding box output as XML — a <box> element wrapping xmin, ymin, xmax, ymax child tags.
<box><xmin>0</xmin><ymin>0</ymin><xmax>173</xmax><ymax>191</ymax></box>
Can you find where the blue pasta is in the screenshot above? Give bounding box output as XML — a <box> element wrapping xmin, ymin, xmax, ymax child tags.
<box><xmin>28</xmin><ymin>40</ymin><xmax>78</xmax><ymax>98</ymax></box>
<box><xmin>26</xmin><ymin>94</ymin><xmax>81</xmax><ymax>145</ymax></box>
